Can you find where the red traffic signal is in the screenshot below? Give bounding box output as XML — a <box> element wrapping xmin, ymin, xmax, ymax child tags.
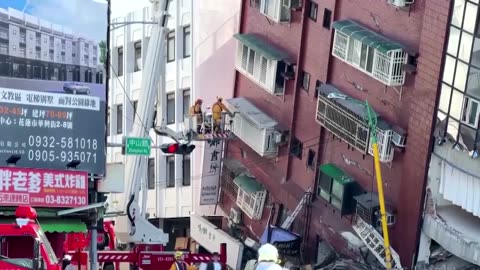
<box><xmin>160</xmin><ymin>143</ymin><xmax>196</xmax><ymax>155</ymax></box>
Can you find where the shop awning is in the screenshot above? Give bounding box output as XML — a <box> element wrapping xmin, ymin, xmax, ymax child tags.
<box><xmin>332</xmin><ymin>19</ymin><xmax>404</xmax><ymax>54</ymax></box>
<box><xmin>234</xmin><ymin>33</ymin><xmax>293</xmax><ymax>62</ymax></box>
<box><xmin>319</xmin><ymin>163</ymin><xmax>352</xmax><ymax>185</ymax></box>
<box><xmin>233</xmin><ymin>175</ymin><xmax>263</xmax><ymax>194</ymax></box>
<box><xmin>39</xmin><ymin>219</ymin><xmax>87</xmax><ymax>233</ymax></box>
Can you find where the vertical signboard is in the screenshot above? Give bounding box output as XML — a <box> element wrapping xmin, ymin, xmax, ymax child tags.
<box><xmin>0</xmin><ymin>0</ymin><xmax>108</xmax><ymax>175</ymax></box>
<box><xmin>199</xmin><ymin>139</ymin><xmax>224</xmax><ymax>205</ymax></box>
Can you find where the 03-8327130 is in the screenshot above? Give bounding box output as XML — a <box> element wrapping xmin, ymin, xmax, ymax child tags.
<box><xmin>44</xmin><ymin>195</ymin><xmax>87</xmax><ymax>205</ymax></box>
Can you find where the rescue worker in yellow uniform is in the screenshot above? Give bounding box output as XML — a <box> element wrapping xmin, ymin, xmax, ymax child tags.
<box><xmin>169</xmin><ymin>251</ymin><xmax>197</xmax><ymax>270</ymax></box>
<box><xmin>189</xmin><ymin>99</ymin><xmax>203</xmax><ymax>134</ymax></box>
<box><xmin>211</xmin><ymin>97</ymin><xmax>231</xmax><ymax>133</ymax></box>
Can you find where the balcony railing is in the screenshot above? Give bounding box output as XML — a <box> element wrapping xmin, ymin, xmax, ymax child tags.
<box><xmin>315</xmin><ymin>84</ymin><xmax>405</xmax><ymax>165</ymax></box>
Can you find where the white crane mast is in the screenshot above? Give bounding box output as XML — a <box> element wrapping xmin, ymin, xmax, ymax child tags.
<box><xmin>117</xmin><ymin>0</ymin><xmax>169</xmax><ymax>245</ymax></box>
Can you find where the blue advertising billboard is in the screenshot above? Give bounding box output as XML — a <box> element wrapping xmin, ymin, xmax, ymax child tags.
<box><xmin>0</xmin><ymin>0</ymin><xmax>108</xmax><ymax>175</ymax></box>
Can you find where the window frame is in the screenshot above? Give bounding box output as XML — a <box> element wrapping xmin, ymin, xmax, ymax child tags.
<box><xmin>182</xmin><ymin>155</ymin><xmax>191</xmax><ymax>186</ymax></box>
<box><xmin>183</xmin><ymin>25</ymin><xmax>191</xmax><ymax>58</ymax></box>
<box><xmin>166</xmin><ymin>93</ymin><xmax>175</xmax><ymax>124</ymax></box>
<box><xmin>106</xmin><ymin>108</ymin><xmax>110</xmax><ymax>136</ymax></box>
<box><xmin>236</xmin><ymin>42</ymin><xmax>283</xmax><ymax>95</ymax></box>
<box><xmin>116</xmin><ymin>104</ymin><xmax>123</xmax><ymax>135</ymax></box>
<box><xmin>302</xmin><ymin>71</ymin><xmax>311</xmax><ymax>91</ymax></box>
<box><xmin>148</xmin><ymin>158</ymin><xmax>155</xmax><ymax>189</ymax></box>
<box><xmin>117</xmin><ymin>46</ymin><xmax>124</xmax><ymax>76</ymax></box>
<box><xmin>134</xmin><ymin>41</ymin><xmax>142</xmax><ymax>72</ymax></box>
<box><xmin>322</xmin><ymin>8</ymin><xmax>332</xmax><ymax>29</ymax></box>
<box><xmin>332</xmin><ymin>30</ymin><xmax>406</xmax><ymax>86</ymax></box>
<box><xmin>167</xmin><ymin>31</ymin><xmax>175</xmax><ymax>63</ymax></box>
<box><xmin>133</xmin><ymin>101</ymin><xmax>138</xmax><ymax>119</ymax></box>
<box><xmin>259</xmin><ymin>0</ymin><xmax>290</xmax><ymax>23</ymax></box>
<box><xmin>461</xmin><ymin>96</ymin><xmax>480</xmax><ymax>128</ymax></box>
<box><xmin>182</xmin><ymin>89</ymin><xmax>190</xmax><ymax>120</ymax></box>
<box><xmin>235</xmin><ymin>186</ymin><xmax>266</xmax><ymax>219</ymax></box>
<box><xmin>308</xmin><ymin>0</ymin><xmax>318</xmax><ymax>22</ymax></box>
<box><xmin>166</xmin><ymin>156</ymin><xmax>175</xmax><ymax>188</ymax></box>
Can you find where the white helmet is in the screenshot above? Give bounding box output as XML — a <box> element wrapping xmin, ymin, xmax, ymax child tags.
<box><xmin>258</xmin><ymin>243</ymin><xmax>279</xmax><ymax>262</ymax></box>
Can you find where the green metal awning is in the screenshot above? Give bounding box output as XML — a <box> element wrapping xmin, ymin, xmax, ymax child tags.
<box><xmin>233</xmin><ymin>175</ymin><xmax>264</xmax><ymax>194</ymax></box>
<box><xmin>319</xmin><ymin>164</ymin><xmax>353</xmax><ymax>185</ymax></box>
<box><xmin>39</xmin><ymin>219</ymin><xmax>87</xmax><ymax>233</ymax></box>
<box><xmin>332</xmin><ymin>20</ymin><xmax>404</xmax><ymax>54</ymax></box>
<box><xmin>234</xmin><ymin>33</ymin><xmax>292</xmax><ymax>62</ymax></box>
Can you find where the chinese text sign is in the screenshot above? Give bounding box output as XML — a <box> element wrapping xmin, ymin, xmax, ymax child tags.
<box><xmin>0</xmin><ymin>167</ymin><xmax>88</xmax><ymax>208</ymax></box>
<box><xmin>200</xmin><ymin>139</ymin><xmax>224</xmax><ymax>205</ymax></box>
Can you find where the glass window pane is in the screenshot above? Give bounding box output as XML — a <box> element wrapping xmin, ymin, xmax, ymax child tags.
<box><xmin>454</xmin><ymin>60</ymin><xmax>469</xmax><ymax>91</ymax></box>
<box><xmin>464</xmin><ymin>2</ymin><xmax>478</xmax><ymax>33</ymax></box>
<box><xmin>471</xmin><ymin>36</ymin><xmax>480</xmax><ymax>67</ymax></box>
<box><xmin>451</xmin><ymin>90</ymin><xmax>465</xmax><ymax>120</ymax></box>
<box><xmin>459</xmin><ymin>31</ymin><xmax>473</xmax><ymax>62</ymax></box>
<box><xmin>439</xmin><ymin>83</ymin><xmax>452</xmax><ymax>113</ymax></box>
<box><xmin>443</xmin><ymin>55</ymin><xmax>456</xmax><ymax>85</ymax></box>
<box><xmin>448</xmin><ymin>27</ymin><xmax>461</xmax><ymax>56</ymax></box>
<box><xmin>452</xmin><ymin>0</ymin><xmax>466</xmax><ymax>28</ymax></box>
<box><xmin>438</xmin><ymin>111</ymin><xmax>447</xmax><ymax>121</ymax></box>
<box><xmin>467</xmin><ymin>66</ymin><xmax>480</xmax><ymax>99</ymax></box>
<box><xmin>447</xmin><ymin>118</ymin><xmax>460</xmax><ymax>141</ymax></box>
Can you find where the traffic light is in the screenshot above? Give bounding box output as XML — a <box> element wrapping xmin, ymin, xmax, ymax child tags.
<box><xmin>160</xmin><ymin>143</ymin><xmax>196</xmax><ymax>155</ymax></box>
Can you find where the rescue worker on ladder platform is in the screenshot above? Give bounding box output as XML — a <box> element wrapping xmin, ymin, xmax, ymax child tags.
<box><xmin>211</xmin><ymin>97</ymin><xmax>231</xmax><ymax>133</ymax></box>
<box><xmin>169</xmin><ymin>251</ymin><xmax>197</xmax><ymax>270</ymax></box>
<box><xmin>189</xmin><ymin>98</ymin><xmax>203</xmax><ymax>133</ymax></box>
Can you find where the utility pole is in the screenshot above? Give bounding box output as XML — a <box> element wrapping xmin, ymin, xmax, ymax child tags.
<box><xmin>89</xmin><ymin>189</ymin><xmax>99</xmax><ymax>270</ymax></box>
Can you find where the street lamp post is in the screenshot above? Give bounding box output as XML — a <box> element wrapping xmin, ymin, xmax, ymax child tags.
<box><xmin>327</xmin><ymin>93</ymin><xmax>393</xmax><ymax>269</ymax></box>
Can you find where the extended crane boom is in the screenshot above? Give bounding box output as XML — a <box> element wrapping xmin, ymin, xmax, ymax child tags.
<box><xmin>116</xmin><ymin>0</ymin><xmax>170</xmax><ymax>245</ymax></box>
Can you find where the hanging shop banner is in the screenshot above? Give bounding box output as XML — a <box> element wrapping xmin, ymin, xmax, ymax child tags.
<box><xmin>199</xmin><ymin>139</ymin><xmax>224</xmax><ymax>205</ymax></box>
<box><xmin>0</xmin><ymin>0</ymin><xmax>108</xmax><ymax>175</ymax></box>
<box><xmin>0</xmin><ymin>167</ymin><xmax>88</xmax><ymax>208</ymax></box>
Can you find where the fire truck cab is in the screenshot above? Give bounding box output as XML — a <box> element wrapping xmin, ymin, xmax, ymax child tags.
<box><xmin>0</xmin><ymin>205</ymin><xmax>61</xmax><ymax>270</ymax></box>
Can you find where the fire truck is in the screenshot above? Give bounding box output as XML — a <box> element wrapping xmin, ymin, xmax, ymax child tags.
<box><xmin>0</xmin><ymin>205</ymin><xmax>226</xmax><ymax>270</ymax></box>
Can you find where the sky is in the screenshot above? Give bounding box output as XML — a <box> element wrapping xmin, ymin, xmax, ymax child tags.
<box><xmin>0</xmin><ymin>0</ymin><xmax>150</xmax><ymax>44</ymax></box>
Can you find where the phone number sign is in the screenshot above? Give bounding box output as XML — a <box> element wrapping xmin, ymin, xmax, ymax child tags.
<box><xmin>0</xmin><ymin>167</ymin><xmax>88</xmax><ymax>208</ymax></box>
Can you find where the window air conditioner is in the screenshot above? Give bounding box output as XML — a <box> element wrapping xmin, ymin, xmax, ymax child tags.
<box><xmin>391</xmin><ymin>127</ymin><xmax>407</xmax><ymax>148</ymax></box>
<box><xmin>229</xmin><ymin>208</ymin><xmax>242</xmax><ymax>224</ymax></box>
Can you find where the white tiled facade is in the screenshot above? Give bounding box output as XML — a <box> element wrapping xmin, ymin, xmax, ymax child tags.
<box><xmin>0</xmin><ymin>7</ymin><xmax>100</xmax><ymax>82</ymax></box>
<box><xmin>107</xmin><ymin>0</ymin><xmax>193</xmax><ymax>219</ymax></box>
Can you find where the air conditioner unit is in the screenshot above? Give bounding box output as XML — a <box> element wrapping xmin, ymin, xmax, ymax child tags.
<box><xmin>229</xmin><ymin>208</ymin><xmax>242</xmax><ymax>224</ymax></box>
<box><xmin>391</xmin><ymin>127</ymin><xmax>407</xmax><ymax>148</ymax></box>
<box><xmin>273</xmin><ymin>130</ymin><xmax>288</xmax><ymax>145</ymax></box>
<box><xmin>387</xmin><ymin>0</ymin><xmax>409</xmax><ymax>7</ymax></box>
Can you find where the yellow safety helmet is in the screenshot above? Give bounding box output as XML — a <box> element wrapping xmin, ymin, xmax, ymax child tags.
<box><xmin>258</xmin><ymin>243</ymin><xmax>279</xmax><ymax>262</ymax></box>
<box><xmin>174</xmin><ymin>251</ymin><xmax>183</xmax><ymax>259</ymax></box>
